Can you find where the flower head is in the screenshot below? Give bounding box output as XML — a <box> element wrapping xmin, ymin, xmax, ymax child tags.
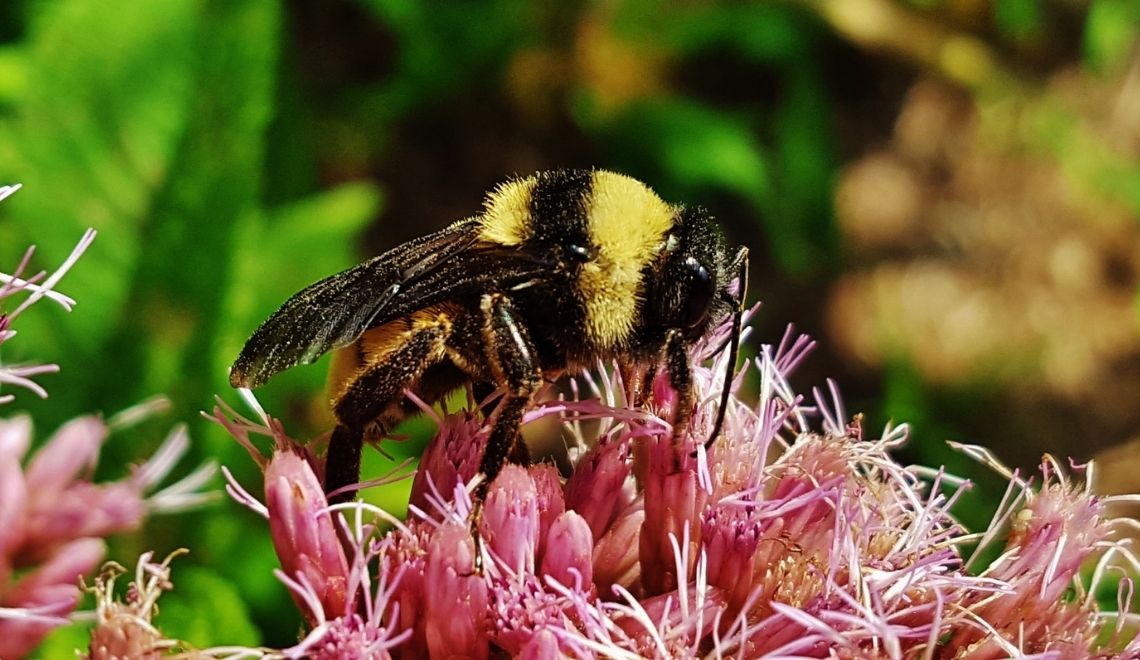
<box><xmin>215</xmin><ymin>307</ymin><xmax>1140</xmax><ymax>657</ymax></box>
<box><xmin>85</xmin><ymin>551</ymin><xmax>185</xmax><ymax>660</ymax></box>
<box><xmin>942</xmin><ymin>450</ymin><xmax>1134</xmax><ymax>657</ymax></box>
<box><xmin>265</xmin><ymin>446</ymin><xmax>351</xmax><ymax>625</ymax></box>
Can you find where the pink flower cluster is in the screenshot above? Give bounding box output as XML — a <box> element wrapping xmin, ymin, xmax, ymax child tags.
<box><xmin>0</xmin><ymin>405</ymin><xmax>214</xmax><ymax>660</ymax></box>
<box><xmin>0</xmin><ymin>206</ymin><xmax>215</xmax><ymax>659</ymax></box>
<box><xmin>215</xmin><ymin>313</ymin><xmax>1140</xmax><ymax>658</ymax></box>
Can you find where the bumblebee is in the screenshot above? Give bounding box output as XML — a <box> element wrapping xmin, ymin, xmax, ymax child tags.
<box><xmin>230</xmin><ymin>170</ymin><xmax>747</xmax><ymax>501</ymax></box>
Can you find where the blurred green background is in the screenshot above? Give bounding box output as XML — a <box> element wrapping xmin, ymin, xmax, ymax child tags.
<box><xmin>0</xmin><ymin>0</ymin><xmax>1137</xmax><ymax>650</ymax></box>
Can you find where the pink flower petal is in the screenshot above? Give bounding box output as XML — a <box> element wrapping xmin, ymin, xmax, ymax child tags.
<box><xmin>0</xmin><ymin>415</ymin><xmax>32</xmax><ymax>462</ymax></box>
<box><xmin>25</xmin><ymin>416</ymin><xmax>105</xmax><ymax>493</ymax></box>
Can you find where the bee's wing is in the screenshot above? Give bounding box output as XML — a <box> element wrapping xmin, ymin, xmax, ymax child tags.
<box><xmin>230</xmin><ymin>222</ymin><xmax>475</xmax><ymax>388</ymax></box>
<box><xmin>229</xmin><ymin>221</ymin><xmax>551</xmax><ymax>388</ymax></box>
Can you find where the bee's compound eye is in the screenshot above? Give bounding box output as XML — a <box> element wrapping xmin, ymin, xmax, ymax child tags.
<box><xmin>681</xmin><ymin>256</ymin><xmax>714</xmax><ymax>331</ymax></box>
<box><xmin>565</xmin><ymin>243</ymin><xmax>592</xmax><ymax>262</ymax></box>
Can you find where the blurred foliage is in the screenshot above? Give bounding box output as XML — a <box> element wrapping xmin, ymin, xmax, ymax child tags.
<box><xmin>0</xmin><ymin>0</ymin><xmax>1135</xmax><ymax>650</ymax></box>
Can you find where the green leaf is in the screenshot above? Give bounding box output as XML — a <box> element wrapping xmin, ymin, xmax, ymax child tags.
<box><xmin>32</xmin><ymin>621</ymin><xmax>91</xmax><ymax>658</ymax></box>
<box><xmin>355</xmin><ymin>0</ymin><xmax>533</xmax><ymax>119</ymax></box>
<box><xmin>1084</xmin><ymin>0</ymin><xmax>1140</xmax><ymax>73</ymax></box>
<box><xmin>994</xmin><ymin>0</ymin><xmax>1043</xmax><ymax>42</ymax></box>
<box><xmin>0</xmin><ymin>0</ymin><xmax>201</xmax><ymax>395</ymax></box>
<box><xmin>0</xmin><ymin>0</ymin><xmax>283</xmax><ymax>439</ymax></box>
<box><xmin>578</xmin><ymin>96</ymin><xmax>769</xmax><ymax>202</ymax></box>
<box><xmin>0</xmin><ymin>45</ymin><xmax>27</xmax><ymax>104</ymax></box>
<box><xmin>221</xmin><ymin>182</ymin><xmax>382</xmax><ymax>365</ymax></box>
<box><xmin>192</xmin><ymin>507</ymin><xmax>306</xmax><ymax>647</ymax></box>
<box><xmin>215</xmin><ymin>182</ymin><xmax>381</xmax><ymax>444</ymax></box>
<box><xmin>614</xmin><ymin>2</ymin><xmax>817</xmax><ymax>63</ymax></box>
<box><xmin>768</xmin><ymin>64</ymin><xmax>837</xmax><ymax>274</ymax></box>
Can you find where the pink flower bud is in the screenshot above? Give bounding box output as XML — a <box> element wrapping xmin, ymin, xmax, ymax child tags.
<box><xmin>9</xmin><ymin>537</ymin><xmax>105</xmax><ymax>602</ymax></box>
<box><xmin>528</xmin><ymin>464</ymin><xmax>565</xmax><ymax>566</ymax></box>
<box><xmin>701</xmin><ymin>504</ymin><xmax>760</xmax><ymax>612</ymax></box>
<box><xmin>23</xmin><ymin>482</ymin><xmax>146</xmax><ymax>555</ymax></box>
<box><xmin>0</xmin><ymin>415</ymin><xmax>32</xmax><ymax>462</ymax></box>
<box><xmin>639</xmin><ymin>436</ymin><xmax>707</xmax><ymax>595</ymax></box>
<box><xmin>517</xmin><ymin>628</ymin><xmax>561</xmax><ymax>659</ymax></box>
<box><xmin>0</xmin><ymin>447</ymin><xmax>27</xmax><ymax>558</ymax></box>
<box><xmin>24</xmin><ymin>416</ymin><xmax>104</xmax><ymax>493</ymax></box>
<box><xmin>409</xmin><ymin>411</ymin><xmax>485</xmax><ymax>515</ymax></box>
<box><xmin>382</xmin><ymin>522</ymin><xmax>431</xmax><ymax>657</ymax></box>
<box><xmin>423</xmin><ymin>522</ymin><xmax>489</xmax><ymax>659</ymax></box>
<box><xmin>264</xmin><ymin>448</ymin><xmax>349</xmax><ymax>624</ymax></box>
<box><xmin>593</xmin><ymin>505</ymin><xmax>643</xmax><ymax>597</ymax></box>
<box><xmin>480</xmin><ymin>465</ymin><xmax>540</xmax><ymax>574</ymax></box>
<box><xmin>0</xmin><ymin>537</ymin><xmax>105</xmax><ymax>659</ymax></box>
<box><xmin>565</xmin><ymin>439</ymin><xmax>631</xmax><ymax>539</ymax></box>
<box><xmin>541</xmin><ymin>511</ymin><xmax>593</xmax><ymax>590</ymax></box>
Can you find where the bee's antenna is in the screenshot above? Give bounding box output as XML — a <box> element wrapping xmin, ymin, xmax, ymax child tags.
<box><xmin>706</xmin><ymin>247</ymin><xmax>748</xmax><ymax>450</ymax></box>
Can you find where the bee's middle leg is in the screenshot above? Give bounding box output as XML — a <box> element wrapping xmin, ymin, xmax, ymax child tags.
<box><xmin>327</xmin><ymin>321</ymin><xmax>451</xmax><ymax>502</ymax></box>
<box><xmin>476</xmin><ymin>293</ymin><xmax>542</xmax><ymax>488</ymax></box>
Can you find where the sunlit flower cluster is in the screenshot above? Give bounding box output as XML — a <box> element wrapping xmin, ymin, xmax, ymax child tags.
<box><xmin>210</xmin><ymin>309</ymin><xmax>1140</xmax><ymax>658</ymax></box>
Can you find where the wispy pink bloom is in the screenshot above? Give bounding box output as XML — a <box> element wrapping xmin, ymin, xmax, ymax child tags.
<box><xmin>0</xmin><ymin>208</ymin><xmax>95</xmax><ymax>406</ymax></box>
<box><xmin>941</xmin><ymin>450</ymin><xmax>1135</xmax><ymax>658</ymax></box>
<box><xmin>215</xmin><ymin>306</ymin><xmax>1140</xmax><ymax>658</ymax></box>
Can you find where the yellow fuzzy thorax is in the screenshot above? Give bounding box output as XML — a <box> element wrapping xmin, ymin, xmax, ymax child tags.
<box><xmin>477</xmin><ymin>170</ymin><xmax>674</xmax><ymax>348</ymax></box>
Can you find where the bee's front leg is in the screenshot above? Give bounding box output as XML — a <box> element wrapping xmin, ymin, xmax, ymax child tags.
<box><xmin>663</xmin><ymin>328</ymin><xmax>695</xmax><ymax>440</ymax></box>
<box><xmin>477</xmin><ymin>293</ymin><xmax>543</xmax><ymax>488</ymax></box>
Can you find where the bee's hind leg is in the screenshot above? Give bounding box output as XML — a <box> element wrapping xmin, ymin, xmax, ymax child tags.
<box><xmin>326</xmin><ymin>319</ymin><xmax>452</xmax><ymax>503</ymax></box>
<box><xmin>476</xmin><ymin>293</ymin><xmax>543</xmax><ymax>490</ymax></box>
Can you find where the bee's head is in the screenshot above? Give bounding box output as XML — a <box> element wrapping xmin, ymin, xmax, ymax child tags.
<box><xmin>643</xmin><ymin>207</ymin><xmax>744</xmax><ymax>341</ymax></box>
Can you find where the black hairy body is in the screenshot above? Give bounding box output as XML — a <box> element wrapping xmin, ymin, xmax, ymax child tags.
<box><xmin>230</xmin><ymin>169</ymin><xmax>746</xmax><ymax>501</ymax></box>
